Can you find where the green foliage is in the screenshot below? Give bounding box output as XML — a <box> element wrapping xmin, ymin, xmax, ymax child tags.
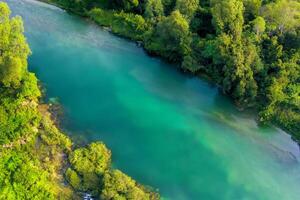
<box><xmin>190</xmin><ymin>7</ymin><xmax>215</xmax><ymax>37</ymax></box>
<box><xmin>211</xmin><ymin>0</ymin><xmax>244</xmax><ymax>38</ymax></box>
<box><xmin>89</xmin><ymin>8</ymin><xmax>115</xmax><ymax>27</ymax></box>
<box><xmin>252</xmin><ymin>16</ymin><xmax>266</xmax><ymax>36</ymax></box>
<box><xmin>0</xmin><ymin>4</ymin><xmax>77</xmax><ymax>199</ymax></box>
<box><xmin>69</xmin><ymin>142</ymin><xmax>111</xmax><ymax>175</ymax></box>
<box><xmin>175</xmin><ymin>0</ymin><xmax>199</xmax><ymax>21</ymax></box>
<box><xmin>243</xmin><ymin>0</ymin><xmax>262</xmax><ymax>21</ymax></box>
<box><xmin>89</xmin><ymin>8</ymin><xmax>148</xmax><ymax>40</ymax></box>
<box><xmin>210</xmin><ymin>0</ymin><xmax>257</xmax><ymax>103</ymax></box>
<box><xmin>161</xmin><ymin>0</ymin><xmax>176</xmax><ymax>15</ymax></box>
<box><xmin>66</xmin><ymin>142</ymin><xmax>159</xmax><ymax>199</ymax></box>
<box><xmin>144</xmin><ymin>0</ymin><xmax>164</xmax><ymax>19</ymax></box>
<box><xmin>66</xmin><ymin>168</ymin><xmax>81</xmax><ymax>190</ymax></box>
<box><xmin>261</xmin><ymin>0</ymin><xmax>300</xmax><ymax>34</ymax></box>
<box><xmin>113</xmin><ymin>11</ymin><xmax>148</xmax><ymax>40</ymax></box>
<box><xmin>0</xmin><ymin>3</ymin><xmax>42</xmax><ymax>144</ymax></box>
<box><xmin>101</xmin><ymin>170</ymin><xmax>155</xmax><ymax>200</ymax></box>
<box><xmin>0</xmin><ymin>79</ymin><xmax>41</xmax><ymax>144</ymax></box>
<box><xmin>111</xmin><ymin>0</ymin><xmax>139</xmax><ymax>11</ymax></box>
<box><xmin>182</xmin><ymin>54</ymin><xmax>200</xmax><ymax>73</ymax></box>
<box><xmin>0</xmin><ymin>150</ymin><xmax>56</xmax><ymax>200</ymax></box>
<box><xmin>39</xmin><ymin>114</ymin><xmax>72</xmax><ymax>151</ymax></box>
<box><xmin>54</xmin><ymin>0</ymin><xmax>107</xmax><ymax>14</ymax></box>
<box><xmin>145</xmin><ymin>10</ymin><xmax>191</xmax><ymax>61</ymax></box>
<box><xmin>18</xmin><ymin>72</ymin><xmax>41</xmax><ymax>99</ymax></box>
<box><xmin>66</xmin><ymin>142</ymin><xmax>111</xmax><ymax>194</ymax></box>
<box><xmin>0</xmin><ymin>3</ymin><xmax>30</xmax><ymax>88</ymax></box>
<box><xmin>259</xmin><ymin>47</ymin><xmax>300</xmax><ymax>139</ymax></box>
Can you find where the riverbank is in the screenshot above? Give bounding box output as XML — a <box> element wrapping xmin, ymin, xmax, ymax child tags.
<box><xmin>37</xmin><ymin>0</ymin><xmax>299</xmax><ymax>143</ymax></box>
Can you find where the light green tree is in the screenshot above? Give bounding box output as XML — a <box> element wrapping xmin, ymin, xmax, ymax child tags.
<box><xmin>175</xmin><ymin>0</ymin><xmax>199</xmax><ymax>21</ymax></box>
<box><xmin>211</xmin><ymin>0</ymin><xmax>244</xmax><ymax>39</ymax></box>
<box><xmin>0</xmin><ymin>3</ymin><xmax>30</xmax><ymax>88</ymax></box>
<box><xmin>144</xmin><ymin>0</ymin><xmax>164</xmax><ymax>19</ymax></box>
<box><xmin>252</xmin><ymin>16</ymin><xmax>266</xmax><ymax>36</ymax></box>
<box><xmin>101</xmin><ymin>170</ymin><xmax>151</xmax><ymax>200</ymax></box>
<box><xmin>261</xmin><ymin>0</ymin><xmax>300</xmax><ymax>34</ymax></box>
<box><xmin>67</xmin><ymin>142</ymin><xmax>111</xmax><ymax>194</ymax></box>
<box><xmin>69</xmin><ymin>142</ymin><xmax>111</xmax><ymax>175</ymax></box>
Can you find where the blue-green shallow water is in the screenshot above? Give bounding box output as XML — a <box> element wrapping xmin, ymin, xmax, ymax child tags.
<box><xmin>6</xmin><ymin>0</ymin><xmax>300</xmax><ymax>199</ymax></box>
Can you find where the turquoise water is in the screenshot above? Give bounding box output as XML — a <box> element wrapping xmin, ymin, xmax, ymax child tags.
<box><xmin>6</xmin><ymin>0</ymin><xmax>300</xmax><ymax>199</ymax></box>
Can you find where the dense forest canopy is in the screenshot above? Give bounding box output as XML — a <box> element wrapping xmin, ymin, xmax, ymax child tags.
<box><xmin>0</xmin><ymin>2</ymin><xmax>159</xmax><ymax>199</ymax></box>
<box><xmin>52</xmin><ymin>0</ymin><xmax>300</xmax><ymax>141</ymax></box>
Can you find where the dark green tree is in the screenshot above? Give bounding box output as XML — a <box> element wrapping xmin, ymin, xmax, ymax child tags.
<box><xmin>211</xmin><ymin>0</ymin><xmax>259</xmax><ymax>104</ymax></box>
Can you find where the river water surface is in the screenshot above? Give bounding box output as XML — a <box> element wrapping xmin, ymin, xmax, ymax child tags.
<box><xmin>6</xmin><ymin>0</ymin><xmax>300</xmax><ymax>199</ymax></box>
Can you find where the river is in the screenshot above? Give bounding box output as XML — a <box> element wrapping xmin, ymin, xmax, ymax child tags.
<box><xmin>5</xmin><ymin>0</ymin><xmax>300</xmax><ymax>199</ymax></box>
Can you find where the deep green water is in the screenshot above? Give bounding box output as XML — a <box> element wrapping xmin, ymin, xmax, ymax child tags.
<box><xmin>6</xmin><ymin>0</ymin><xmax>300</xmax><ymax>199</ymax></box>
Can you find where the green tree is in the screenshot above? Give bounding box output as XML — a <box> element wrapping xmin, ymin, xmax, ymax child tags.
<box><xmin>211</xmin><ymin>0</ymin><xmax>244</xmax><ymax>39</ymax></box>
<box><xmin>67</xmin><ymin>142</ymin><xmax>111</xmax><ymax>194</ymax></box>
<box><xmin>161</xmin><ymin>0</ymin><xmax>176</xmax><ymax>15</ymax></box>
<box><xmin>144</xmin><ymin>0</ymin><xmax>164</xmax><ymax>19</ymax></box>
<box><xmin>175</xmin><ymin>0</ymin><xmax>199</xmax><ymax>21</ymax></box>
<box><xmin>69</xmin><ymin>142</ymin><xmax>111</xmax><ymax>175</ymax></box>
<box><xmin>101</xmin><ymin>170</ymin><xmax>152</xmax><ymax>200</ymax></box>
<box><xmin>111</xmin><ymin>0</ymin><xmax>139</xmax><ymax>11</ymax></box>
<box><xmin>252</xmin><ymin>16</ymin><xmax>266</xmax><ymax>36</ymax></box>
<box><xmin>243</xmin><ymin>0</ymin><xmax>262</xmax><ymax>21</ymax></box>
<box><xmin>65</xmin><ymin>168</ymin><xmax>81</xmax><ymax>190</ymax></box>
<box><xmin>0</xmin><ymin>3</ymin><xmax>42</xmax><ymax>144</ymax></box>
<box><xmin>0</xmin><ymin>151</ymin><xmax>56</xmax><ymax>200</ymax></box>
<box><xmin>0</xmin><ymin>3</ymin><xmax>30</xmax><ymax>88</ymax></box>
<box><xmin>259</xmin><ymin>36</ymin><xmax>300</xmax><ymax>137</ymax></box>
<box><xmin>261</xmin><ymin>0</ymin><xmax>300</xmax><ymax>34</ymax></box>
<box><xmin>211</xmin><ymin>0</ymin><xmax>259</xmax><ymax>104</ymax></box>
<box><xmin>145</xmin><ymin>10</ymin><xmax>191</xmax><ymax>61</ymax></box>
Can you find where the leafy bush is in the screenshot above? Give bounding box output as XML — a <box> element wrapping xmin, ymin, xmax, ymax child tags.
<box><xmin>101</xmin><ymin>170</ymin><xmax>154</xmax><ymax>200</ymax></box>
<box><xmin>89</xmin><ymin>8</ymin><xmax>148</xmax><ymax>40</ymax></box>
